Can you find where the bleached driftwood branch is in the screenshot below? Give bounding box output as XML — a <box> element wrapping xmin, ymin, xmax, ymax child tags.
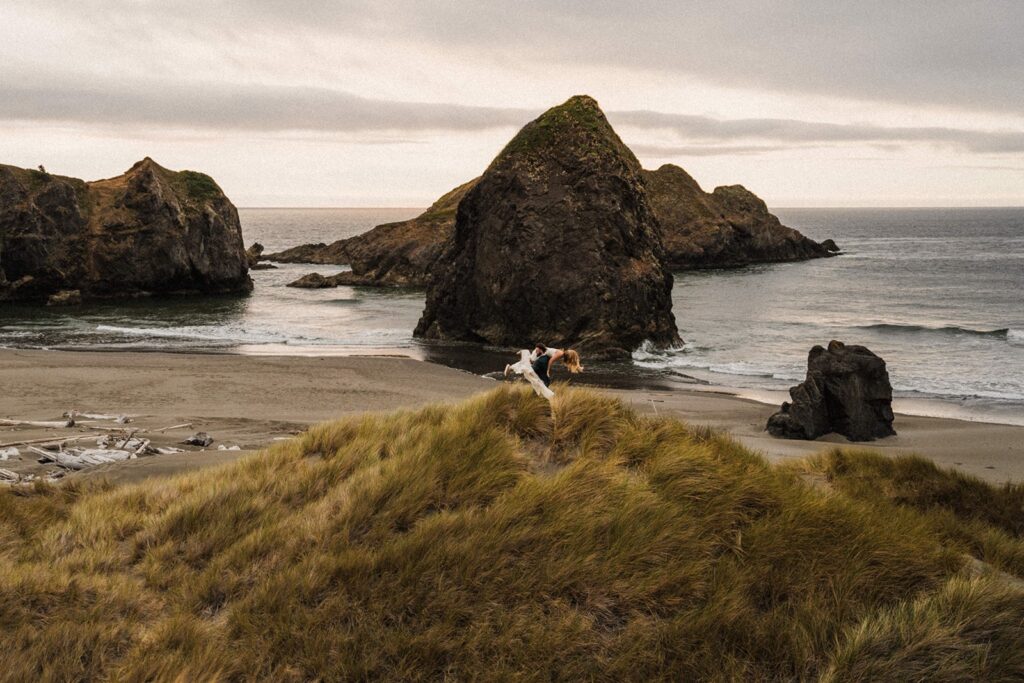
<box><xmin>0</xmin><ymin>417</ymin><xmax>76</xmax><ymax>428</ymax></box>
<box><xmin>29</xmin><ymin>446</ymin><xmax>133</xmax><ymax>470</ymax></box>
<box><xmin>155</xmin><ymin>422</ymin><xmax>193</xmax><ymax>433</ymax></box>
<box><xmin>0</xmin><ymin>434</ymin><xmax>105</xmax><ymax>449</ymax></box>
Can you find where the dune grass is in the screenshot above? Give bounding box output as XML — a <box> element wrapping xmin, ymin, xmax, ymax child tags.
<box><xmin>1</xmin><ymin>385</ymin><xmax>1022</xmax><ymax>681</ymax></box>
<box><xmin>799</xmin><ymin>449</ymin><xmax>1024</xmax><ymax>580</ymax></box>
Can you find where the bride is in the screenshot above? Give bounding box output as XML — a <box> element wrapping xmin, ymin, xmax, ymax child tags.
<box><xmin>504</xmin><ymin>343</ymin><xmax>583</xmax><ymax>399</ymax></box>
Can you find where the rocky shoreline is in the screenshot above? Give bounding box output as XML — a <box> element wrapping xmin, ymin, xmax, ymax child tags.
<box><xmin>0</xmin><ymin>158</ymin><xmax>251</xmax><ymax>303</ymax></box>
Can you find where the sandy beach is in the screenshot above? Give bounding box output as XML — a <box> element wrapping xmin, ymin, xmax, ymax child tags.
<box><xmin>1</xmin><ymin>348</ymin><xmax>1022</xmax><ymax>485</ymax></box>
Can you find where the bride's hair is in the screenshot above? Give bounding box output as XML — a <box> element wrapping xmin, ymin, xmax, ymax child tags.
<box><xmin>563</xmin><ymin>349</ymin><xmax>583</xmax><ymax>373</ymax></box>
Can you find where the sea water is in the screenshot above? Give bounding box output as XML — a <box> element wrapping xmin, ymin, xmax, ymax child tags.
<box><xmin>1</xmin><ymin>207</ymin><xmax>1021</xmax><ymax>424</ymax></box>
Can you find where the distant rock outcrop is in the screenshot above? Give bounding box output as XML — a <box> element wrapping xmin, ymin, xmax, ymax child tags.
<box><xmin>245</xmin><ymin>242</ymin><xmax>265</xmax><ymax>268</ymax></box>
<box><xmin>266</xmin><ymin>179</ymin><xmax>475</xmax><ymax>287</ymax></box>
<box><xmin>643</xmin><ymin>164</ymin><xmax>835</xmax><ymax>269</ymax></box>
<box><xmin>262</xmin><ymin>240</ymin><xmax>348</xmax><ymax>265</ymax></box>
<box><xmin>286</xmin><ymin>272</ymin><xmax>334</xmax><ymax>289</ymax></box>
<box><xmin>0</xmin><ymin>159</ymin><xmax>251</xmax><ymax>301</ymax></box>
<box><xmin>767</xmin><ymin>340</ymin><xmax>896</xmax><ymax>441</ymax></box>
<box><xmin>245</xmin><ymin>242</ymin><xmax>276</xmax><ymax>270</ymax></box>
<box><xmin>414</xmin><ymin>95</ymin><xmax>679</xmax><ymax>357</ymax></box>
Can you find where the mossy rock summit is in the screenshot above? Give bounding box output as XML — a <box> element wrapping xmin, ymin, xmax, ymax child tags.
<box><xmin>415</xmin><ymin>95</ymin><xmax>680</xmax><ymax>357</ymax></box>
<box><xmin>0</xmin><ymin>158</ymin><xmax>251</xmax><ymax>301</ymax></box>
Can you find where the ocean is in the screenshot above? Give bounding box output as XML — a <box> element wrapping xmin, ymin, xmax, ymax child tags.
<box><xmin>1</xmin><ymin>207</ymin><xmax>1021</xmax><ymax>425</ymax></box>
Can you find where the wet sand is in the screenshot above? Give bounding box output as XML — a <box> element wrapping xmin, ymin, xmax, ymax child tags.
<box><xmin>1</xmin><ymin>349</ymin><xmax>1022</xmax><ymax>485</ymax></box>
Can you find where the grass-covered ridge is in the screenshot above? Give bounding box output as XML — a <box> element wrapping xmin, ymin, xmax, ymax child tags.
<box><xmin>1</xmin><ymin>385</ymin><xmax>1022</xmax><ymax>681</ymax></box>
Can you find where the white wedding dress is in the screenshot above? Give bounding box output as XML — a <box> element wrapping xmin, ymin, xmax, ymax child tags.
<box><xmin>507</xmin><ymin>349</ymin><xmax>555</xmax><ymax>400</ymax></box>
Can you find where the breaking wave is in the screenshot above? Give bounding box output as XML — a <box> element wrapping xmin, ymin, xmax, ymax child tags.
<box><xmin>855</xmin><ymin>323</ymin><xmax>1018</xmax><ymax>340</ymax></box>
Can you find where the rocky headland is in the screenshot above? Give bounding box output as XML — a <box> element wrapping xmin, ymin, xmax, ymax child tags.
<box><xmin>271</xmin><ymin>179</ymin><xmax>476</xmax><ymax>288</ymax></box>
<box><xmin>414</xmin><ymin>95</ymin><xmax>679</xmax><ymax>357</ymax></box>
<box><xmin>643</xmin><ymin>164</ymin><xmax>837</xmax><ymax>268</ymax></box>
<box><xmin>0</xmin><ymin>158</ymin><xmax>251</xmax><ymax>302</ymax></box>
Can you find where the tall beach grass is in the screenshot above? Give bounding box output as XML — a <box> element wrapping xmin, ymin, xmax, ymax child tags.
<box><xmin>1</xmin><ymin>384</ymin><xmax>1022</xmax><ymax>681</ymax></box>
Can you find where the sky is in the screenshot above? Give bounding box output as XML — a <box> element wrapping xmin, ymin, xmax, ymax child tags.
<box><xmin>1</xmin><ymin>1</ymin><xmax>1022</xmax><ymax>207</ymax></box>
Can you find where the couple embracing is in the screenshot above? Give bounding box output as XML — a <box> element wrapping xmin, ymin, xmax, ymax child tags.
<box><xmin>504</xmin><ymin>343</ymin><xmax>583</xmax><ymax>399</ymax></box>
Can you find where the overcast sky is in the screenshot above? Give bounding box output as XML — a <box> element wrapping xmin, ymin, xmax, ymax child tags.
<box><xmin>2</xmin><ymin>1</ymin><xmax>1022</xmax><ymax>207</ymax></box>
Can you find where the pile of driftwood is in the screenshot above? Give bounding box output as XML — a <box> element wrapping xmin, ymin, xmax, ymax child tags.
<box><xmin>0</xmin><ymin>410</ymin><xmax>224</xmax><ymax>485</ymax></box>
<box><xmin>26</xmin><ymin>432</ymin><xmax>180</xmax><ymax>471</ymax></box>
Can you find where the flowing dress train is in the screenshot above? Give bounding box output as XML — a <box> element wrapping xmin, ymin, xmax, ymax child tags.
<box><xmin>508</xmin><ymin>349</ymin><xmax>555</xmax><ymax>400</ymax></box>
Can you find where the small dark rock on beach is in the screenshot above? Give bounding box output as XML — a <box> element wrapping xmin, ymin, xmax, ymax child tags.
<box><xmin>767</xmin><ymin>340</ymin><xmax>896</xmax><ymax>441</ymax></box>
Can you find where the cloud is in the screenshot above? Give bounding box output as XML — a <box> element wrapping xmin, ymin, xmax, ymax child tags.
<box><xmin>42</xmin><ymin>0</ymin><xmax>1022</xmax><ymax>114</ymax></box>
<box><xmin>0</xmin><ymin>81</ymin><xmax>533</xmax><ymax>133</ymax></box>
<box><xmin>4</xmin><ymin>1</ymin><xmax>1023</xmax><ymax>117</ymax></box>
<box><xmin>610</xmin><ymin>112</ymin><xmax>1024</xmax><ymax>154</ymax></box>
<box><xmin>628</xmin><ymin>144</ymin><xmax>794</xmax><ymax>157</ymax></box>
<box><xmin>4</xmin><ymin>80</ymin><xmax>1023</xmax><ymax>156</ymax></box>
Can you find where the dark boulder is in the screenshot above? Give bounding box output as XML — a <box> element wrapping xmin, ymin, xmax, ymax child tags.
<box><xmin>0</xmin><ymin>159</ymin><xmax>251</xmax><ymax>302</ymax></box>
<box><xmin>767</xmin><ymin>340</ymin><xmax>896</xmax><ymax>441</ymax></box>
<box><xmin>414</xmin><ymin>95</ymin><xmax>679</xmax><ymax>357</ymax></box>
<box><xmin>821</xmin><ymin>238</ymin><xmax>841</xmax><ymax>253</ymax></box>
<box><xmin>643</xmin><ymin>164</ymin><xmax>835</xmax><ymax>269</ymax></box>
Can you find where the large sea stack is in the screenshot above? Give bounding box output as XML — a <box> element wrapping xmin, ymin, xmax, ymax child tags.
<box><xmin>414</xmin><ymin>96</ymin><xmax>679</xmax><ymax>357</ymax></box>
<box><xmin>269</xmin><ymin>166</ymin><xmax>836</xmax><ymax>288</ymax></box>
<box><xmin>643</xmin><ymin>164</ymin><xmax>835</xmax><ymax>269</ymax></box>
<box><xmin>0</xmin><ymin>158</ymin><xmax>251</xmax><ymax>302</ymax></box>
<box><xmin>767</xmin><ymin>340</ymin><xmax>896</xmax><ymax>441</ymax></box>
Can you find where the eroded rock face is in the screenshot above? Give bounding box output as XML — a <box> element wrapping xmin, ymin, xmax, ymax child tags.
<box><xmin>414</xmin><ymin>95</ymin><xmax>679</xmax><ymax>357</ymax></box>
<box><xmin>0</xmin><ymin>159</ymin><xmax>251</xmax><ymax>301</ymax></box>
<box><xmin>644</xmin><ymin>164</ymin><xmax>834</xmax><ymax>269</ymax></box>
<box><xmin>767</xmin><ymin>340</ymin><xmax>896</xmax><ymax>441</ymax></box>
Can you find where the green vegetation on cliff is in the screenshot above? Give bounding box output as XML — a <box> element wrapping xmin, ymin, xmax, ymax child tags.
<box><xmin>173</xmin><ymin>170</ymin><xmax>222</xmax><ymax>204</ymax></box>
<box><xmin>1</xmin><ymin>386</ymin><xmax>1022</xmax><ymax>680</ymax></box>
<box><xmin>498</xmin><ymin>95</ymin><xmax>637</xmax><ymax>166</ymax></box>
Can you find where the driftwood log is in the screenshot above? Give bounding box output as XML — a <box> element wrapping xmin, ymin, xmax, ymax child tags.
<box><xmin>0</xmin><ymin>434</ymin><xmax>105</xmax><ymax>449</ymax></box>
<box><xmin>29</xmin><ymin>446</ymin><xmax>133</xmax><ymax>470</ymax></box>
<box><xmin>156</xmin><ymin>422</ymin><xmax>193</xmax><ymax>433</ymax></box>
<box><xmin>0</xmin><ymin>418</ymin><xmax>76</xmax><ymax>428</ymax></box>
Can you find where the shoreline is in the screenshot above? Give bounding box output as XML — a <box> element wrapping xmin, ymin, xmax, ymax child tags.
<box><xmin>1</xmin><ymin>348</ymin><xmax>1023</xmax><ymax>485</ymax></box>
<box><xmin>7</xmin><ymin>343</ymin><xmax>1022</xmax><ymax>428</ymax></box>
